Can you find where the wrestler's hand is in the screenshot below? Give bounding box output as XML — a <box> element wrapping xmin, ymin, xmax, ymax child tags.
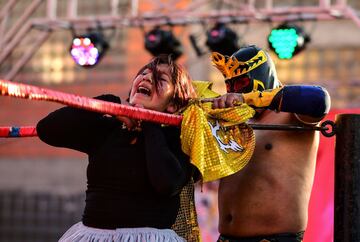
<box><xmin>202</xmin><ymin>93</ymin><xmax>244</xmax><ymax>109</ymax></box>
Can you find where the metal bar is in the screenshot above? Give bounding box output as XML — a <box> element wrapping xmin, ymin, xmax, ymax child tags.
<box><xmin>67</xmin><ymin>0</ymin><xmax>77</xmax><ymax>18</ymax></box>
<box><xmin>147</xmin><ymin>0</ymin><xmax>166</xmax><ymax>13</ymax></box>
<box><xmin>258</xmin><ymin>6</ymin><xmax>335</xmax><ymax>15</ymax></box>
<box><xmin>0</xmin><ymin>21</ymin><xmax>32</xmax><ymax>65</ymax></box>
<box><xmin>0</xmin><ymin>11</ymin><xmax>8</xmax><ymax>51</ymax></box>
<box><xmin>46</xmin><ymin>0</ymin><xmax>57</xmax><ymax>19</ymax></box>
<box><xmin>29</xmin><ymin>5</ymin><xmax>351</xmax><ymax>31</ymax></box>
<box><xmin>219</xmin><ymin>0</ymin><xmax>242</xmax><ymax>11</ymax></box>
<box><xmin>0</xmin><ymin>0</ymin><xmax>17</xmax><ymax>21</ymax></box>
<box><xmin>319</xmin><ymin>0</ymin><xmax>331</xmax><ymax>8</ymax></box>
<box><xmin>0</xmin><ymin>122</ymin><xmax>335</xmax><ymax>138</ymax></box>
<box><xmin>181</xmin><ymin>0</ymin><xmax>208</xmax><ymax>13</ymax></box>
<box><xmin>344</xmin><ymin>6</ymin><xmax>360</xmax><ymax>29</ymax></box>
<box><xmin>248</xmin><ymin>124</ymin><xmax>324</xmax><ymax>131</ymax></box>
<box><xmin>3</xmin><ymin>0</ymin><xmax>44</xmax><ymax>45</ymax></box>
<box><xmin>335</xmin><ymin>0</ymin><xmax>348</xmax><ymax>7</ymax></box>
<box><xmin>148</xmin><ymin>0</ymin><xmax>180</xmax><ymax>14</ymax></box>
<box><xmin>265</xmin><ymin>0</ymin><xmax>273</xmax><ymax>10</ymax></box>
<box><xmin>1</xmin><ymin>1</ymin><xmax>356</xmax><ymax>31</ymax></box>
<box><xmin>248</xmin><ymin>0</ymin><xmax>255</xmax><ymax>12</ymax></box>
<box><xmin>334</xmin><ymin>114</ymin><xmax>360</xmax><ymax>242</ymax></box>
<box><xmin>111</xmin><ymin>0</ymin><xmax>119</xmax><ymax>16</ymax></box>
<box><xmin>247</xmin><ymin>120</ymin><xmax>336</xmax><ymax>137</ymax></box>
<box><xmin>131</xmin><ymin>0</ymin><xmax>139</xmax><ymax>17</ymax></box>
<box><xmin>5</xmin><ymin>30</ymin><xmax>51</xmax><ymax>81</ymax></box>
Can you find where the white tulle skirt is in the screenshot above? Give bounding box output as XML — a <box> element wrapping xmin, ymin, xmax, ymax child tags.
<box><xmin>58</xmin><ymin>222</ymin><xmax>186</xmax><ymax>242</ymax></box>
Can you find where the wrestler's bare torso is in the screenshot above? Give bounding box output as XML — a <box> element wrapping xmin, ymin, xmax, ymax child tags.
<box><xmin>218</xmin><ymin>110</ymin><xmax>320</xmax><ymax>237</ymax></box>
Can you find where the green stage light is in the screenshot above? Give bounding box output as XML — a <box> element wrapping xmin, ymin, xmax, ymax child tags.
<box><xmin>268</xmin><ymin>23</ymin><xmax>310</xmax><ymax>59</ymax></box>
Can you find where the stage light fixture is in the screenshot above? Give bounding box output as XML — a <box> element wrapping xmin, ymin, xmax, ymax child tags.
<box><xmin>268</xmin><ymin>23</ymin><xmax>310</xmax><ymax>59</ymax></box>
<box><xmin>70</xmin><ymin>32</ymin><xmax>109</xmax><ymax>67</ymax></box>
<box><xmin>144</xmin><ymin>28</ymin><xmax>183</xmax><ymax>60</ymax></box>
<box><xmin>205</xmin><ymin>23</ymin><xmax>239</xmax><ymax>56</ymax></box>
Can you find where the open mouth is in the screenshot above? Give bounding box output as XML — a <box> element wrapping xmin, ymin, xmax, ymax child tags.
<box><xmin>137</xmin><ymin>86</ymin><xmax>151</xmax><ymax>96</ymax></box>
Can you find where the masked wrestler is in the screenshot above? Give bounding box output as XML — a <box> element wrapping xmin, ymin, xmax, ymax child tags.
<box><xmin>36</xmin><ymin>54</ymin><xmax>200</xmax><ymax>242</ymax></box>
<box><xmin>206</xmin><ymin>45</ymin><xmax>330</xmax><ymax>242</ymax></box>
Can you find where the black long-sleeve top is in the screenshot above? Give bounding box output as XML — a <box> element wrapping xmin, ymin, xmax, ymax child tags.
<box><xmin>36</xmin><ymin>94</ymin><xmax>196</xmax><ymax>229</ymax></box>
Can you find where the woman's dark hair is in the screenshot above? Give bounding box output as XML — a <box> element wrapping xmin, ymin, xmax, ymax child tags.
<box><xmin>135</xmin><ymin>54</ymin><xmax>196</xmax><ymax>111</ymax></box>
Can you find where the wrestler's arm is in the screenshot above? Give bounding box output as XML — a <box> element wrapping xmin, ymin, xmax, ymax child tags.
<box><xmin>36</xmin><ymin>94</ymin><xmax>122</xmax><ymax>153</ymax></box>
<box><xmin>244</xmin><ymin>85</ymin><xmax>331</xmax><ymax>122</ymax></box>
<box><xmin>209</xmin><ymin>85</ymin><xmax>331</xmax><ymax>122</ymax></box>
<box><xmin>143</xmin><ymin>122</ymin><xmax>196</xmax><ymax>196</ymax></box>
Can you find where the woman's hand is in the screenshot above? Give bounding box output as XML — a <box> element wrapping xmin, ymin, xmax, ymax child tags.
<box><xmin>104</xmin><ymin>102</ymin><xmax>144</xmax><ymax>130</ymax></box>
<box><xmin>202</xmin><ymin>93</ymin><xmax>244</xmax><ymax>109</ymax></box>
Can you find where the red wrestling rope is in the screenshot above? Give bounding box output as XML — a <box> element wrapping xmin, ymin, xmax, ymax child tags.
<box><xmin>0</xmin><ymin>126</ymin><xmax>37</xmax><ymax>137</ymax></box>
<box><xmin>0</xmin><ymin>79</ymin><xmax>183</xmax><ymax>137</ymax></box>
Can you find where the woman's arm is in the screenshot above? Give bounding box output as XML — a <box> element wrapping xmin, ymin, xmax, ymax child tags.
<box><xmin>143</xmin><ymin>122</ymin><xmax>195</xmax><ymax>196</ymax></box>
<box><xmin>36</xmin><ymin>94</ymin><xmax>122</xmax><ymax>153</ymax></box>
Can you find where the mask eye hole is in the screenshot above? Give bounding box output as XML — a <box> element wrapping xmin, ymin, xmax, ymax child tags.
<box><xmin>226</xmin><ymin>75</ymin><xmax>251</xmax><ymax>93</ymax></box>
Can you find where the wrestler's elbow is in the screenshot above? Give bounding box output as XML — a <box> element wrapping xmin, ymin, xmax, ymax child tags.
<box><xmin>309</xmin><ymin>86</ymin><xmax>331</xmax><ymax>118</ymax></box>
<box><xmin>294</xmin><ymin>113</ymin><xmax>324</xmax><ymax>125</ymax></box>
<box><xmin>282</xmin><ymin>85</ymin><xmax>331</xmax><ymax>118</ymax></box>
<box><xmin>294</xmin><ymin>86</ymin><xmax>331</xmax><ymax>124</ymax></box>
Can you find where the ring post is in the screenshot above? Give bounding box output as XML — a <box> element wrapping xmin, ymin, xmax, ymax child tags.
<box><xmin>334</xmin><ymin>114</ymin><xmax>360</xmax><ymax>242</ymax></box>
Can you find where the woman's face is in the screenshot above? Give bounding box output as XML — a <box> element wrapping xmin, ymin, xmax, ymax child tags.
<box><xmin>129</xmin><ymin>64</ymin><xmax>176</xmax><ymax>113</ymax></box>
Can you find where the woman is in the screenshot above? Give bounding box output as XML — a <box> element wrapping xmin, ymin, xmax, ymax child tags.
<box><xmin>36</xmin><ymin>55</ymin><xmax>200</xmax><ymax>241</ymax></box>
